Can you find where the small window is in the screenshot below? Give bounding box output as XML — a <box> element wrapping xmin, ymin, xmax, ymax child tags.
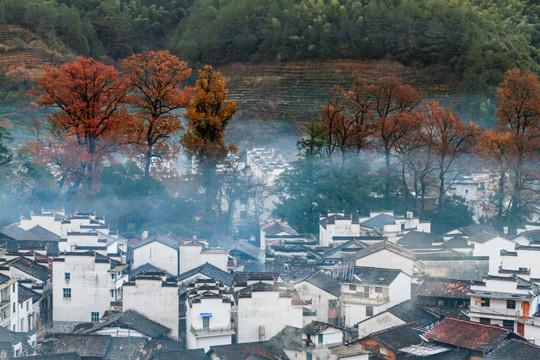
<box><xmin>64</xmin><ymin>272</ymin><xmax>70</xmax><ymax>280</ymax></box>
<box><xmin>26</xmin><ymin>302</ymin><xmax>28</xmax><ymax>311</ymax></box>
<box><xmin>63</xmin><ymin>288</ymin><xmax>71</xmax><ymax>298</ymax></box>
<box><xmin>111</xmin><ymin>273</ymin><xmax>116</xmax><ymax>280</ymax></box>
<box><xmin>349</xmin><ymin>284</ymin><xmax>356</xmax><ymax>291</ymax></box>
<box><xmin>480</xmin><ymin>297</ymin><xmax>490</xmax><ymax>307</ymax></box>
<box><xmin>12</xmin><ymin>303</ymin><xmax>15</xmax><ymax>312</ymax></box>
<box><xmin>12</xmin><ymin>284</ymin><xmax>15</xmax><ymax>293</ymax></box>
<box><xmin>519</xmin><ymin>267</ymin><xmax>528</xmax><ymax>272</ymax></box>
<box><xmin>375</xmin><ymin>287</ymin><xmax>382</xmax><ymax>293</ymax></box>
<box><xmin>203</xmin><ymin>316</ymin><xmax>209</xmax><ymax>329</ymax></box>
<box><xmin>507</xmin><ymin>300</ymin><xmax>516</xmax><ymax>309</ymax></box>
<box><xmin>110</xmin><ymin>290</ymin><xmax>115</xmax><ymax>298</ymax></box>
<box><xmin>91</xmin><ymin>312</ymin><xmax>99</xmax><ymax>322</ymax></box>
<box><xmin>479</xmin><ymin>317</ymin><xmax>490</xmax><ymax>324</ymax></box>
<box><xmin>317</xmin><ymin>334</ymin><xmax>323</xmax><ymax>344</ymax></box>
<box><xmin>366</xmin><ymin>306</ymin><xmax>374</xmax><ymax>317</ymax></box>
<box><xmin>502</xmin><ymin>320</ymin><xmax>514</xmax><ymax>331</ymax></box>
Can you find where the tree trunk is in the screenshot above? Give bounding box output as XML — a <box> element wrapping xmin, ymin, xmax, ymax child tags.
<box><xmin>144</xmin><ymin>149</ymin><xmax>152</xmax><ymax>176</ymax></box>
<box><xmin>384</xmin><ymin>147</ymin><xmax>391</xmax><ymax>199</ymax></box>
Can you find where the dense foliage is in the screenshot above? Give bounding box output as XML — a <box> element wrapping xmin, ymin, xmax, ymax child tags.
<box><xmin>1</xmin><ymin>0</ymin><xmax>538</xmax><ymax>88</ymax></box>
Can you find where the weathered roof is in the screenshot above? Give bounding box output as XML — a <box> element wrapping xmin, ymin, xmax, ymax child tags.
<box><xmin>397</xmin><ymin>231</ymin><xmax>443</xmax><ymax>249</ymax></box>
<box><xmin>322</xmin><ymin>239</ymin><xmax>368</xmax><ymax>260</ymax></box>
<box><xmin>320</xmin><ymin>212</ymin><xmax>358</xmax><ymax>229</ymax></box>
<box><xmin>386</xmin><ymin>300</ymin><xmax>438</xmax><ymax>327</ymax></box>
<box><xmin>149</xmin><ymin>349</ymin><xmax>208</xmax><ymax>360</ymax></box>
<box><xmin>28</xmin><ymin>225</ymin><xmax>60</xmax><ymax>241</ymax></box>
<box><xmin>355</xmin><ymin>241</ymin><xmax>414</xmax><ymax>261</ymax></box>
<box><xmin>177</xmin><ymin>262</ymin><xmax>234</xmax><ymax>287</ymax></box>
<box><xmin>263</xmin><ymin>222</ymin><xmax>298</xmax><ymax>236</ymax></box>
<box><xmin>0</xmin><ymin>273</ymin><xmax>10</xmax><ymax>284</ymax></box>
<box><xmin>360</xmin><ymin>213</ymin><xmax>395</xmax><ymax>231</ymax></box>
<box><xmin>18</xmin><ymin>284</ymin><xmax>40</xmax><ymax>303</ymax></box>
<box><xmin>452</xmin><ymin>224</ymin><xmax>502</xmax><ymax>243</ymax></box>
<box><xmin>209</xmin><ymin>340</ymin><xmax>289</xmax><ymax>360</ymax></box>
<box><xmin>0</xmin><ymin>326</ymin><xmax>29</xmax><ymax>345</ymax></box>
<box><xmin>12</xmin><ymin>353</ymin><xmax>82</xmax><ymax>360</ymax></box>
<box><xmin>349</xmin><ymin>267</ymin><xmax>403</xmax><ymax>285</ymax></box>
<box><xmin>300</xmin><ymin>271</ymin><xmax>341</xmax><ymax>297</ymax></box>
<box><xmin>416</xmin><ymin>278</ymin><xmax>471</xmax><ymax>299</ymax></box>
<box><xmin>270</xmin><ymin>326</ymin><xmax>303</xmax><ymax>351</ymax></box>
<box><xmin>303</xmin><ymin>320</ymin><xmax>341</xmax><ymax>336</ymax></box>
<box><xmin>81</xmin><ymin>310</ymin><xmax>170</xmax><ymax>339</ymax></box>
<box><xmin>1</xmin><ymin>224</ymin><xmax>41</xmax><ymax>241</ymax></box>
<box><xmin>363</xmin><ymin>322</ymin><xmax>423</xmax><ymax>352</ymax></box>
<box><xmin>131</xmin><ymin>263</ymin><xmax>173</xmax><ymax>278</ymax></box>
<box><xmin>102</xmin><ymin>337</ymin><xmax>148</xmax><ymax>360</ymax></box>
<box><xmin>398</xmin><ymin>345</ymin><xmax>469</xmax><ymax>359</ymax></box>
<box><xmin>9</xmin><ymin>257</ymin><xmax>51</xmax><ymax>281</ymax></box>
<box><xmin>133</xmin><ymin>234</ymin><xmax>178</xmax><ymax>250</ymax></box>
<box><xmin>514</xmin><ymin>229</ymin><xmax>540</xmax><ymax>243</ymax></box>
<box><xmin>50</xmin><ymin>334</ymin><xmax>111</xmax><ymax>358</ymax></box>
<box><xmin>233</xmin><ymin>240</ymin><xmax>264</xmax><ymax>260</ymax></box>
<box><xmin>424</xmin><ymin>317</ymin><xmax>517</xmax><ymax>353</ymax></box>
<box><xmin>484</xmin><ymin>339</ymin><xmax>540</xmax><ymax>359</ymax></box>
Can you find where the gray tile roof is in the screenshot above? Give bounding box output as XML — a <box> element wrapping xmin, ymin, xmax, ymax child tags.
<box><xmin>177</xmin><ymin>262</ymin><xmax>234</xmax><ymax>287</ymax></box>
<box><xmin>1</xmin><ymin>224</ymin><xmax>41</xmax><ymax>241</ymax></box>
<box><xmin>397</xmin><ymin>231</ymin><xmax>443</xmax><ymax>249</ymax></box>
<box><xmin>50</xmin><ymin>335</ymin><xmax>111</xmax><ymax>358</ymax></box>
<box><xmin>18</xmin><ymin>284</ymin><xmax>40</xmax><ymax>303</ymax></box>
<box><xmin>28</xmin><ymin>225</ymin><xmax>60</xmax><ymax>241</ymax></box>
<box><xmin>149</xmin><ymin>349</ymin><xmax>208</xmax><ymax>360</ymax></box>
<box><xmin>484</xmin><ymin>339</ymin><xmax>540</xmax><ymax>359</ymax></box>
<box><xmin>386</xmin><ymin>300</ymin><xmax>438</xmax><ymax>327</ymax></box>
<box><xmin>300</xmin><ymin>271</ymin><xmax>341</xmax><ymax>297</ymax></box>
<box><xmin>9</xmin><ymin>257</ymin><xmax>51</xmax><ymax>281</ymax></box>
<box><xmin>133</xmin><ymin>234</ymin><xmax>178</xmax><ymax>250</ymax></box>
<box><xmin>10</xmin><ymin>353</ymin><xmax>82</xmax><ymax>360</ymax></box>
<box><xmin>360</xmin><ymin>214</ymin><xmax>395</xmax><ymax>231</ymax></box>
<box><xmin>81</xmin><ymin>310</ymin><xmax>171</xmax><ymax>339</ymax></box>
<box><xmin>364</xmin><ymin>322</ymin><xmax>423</xmax><ymax>352</ymax></box>
<box><xmin>209</xmin><ymin>340</ymin><xmax>290</xmax><ymax>360</ymax></box>
<box><xmin>348</xmin><ymin>267</ymin><xmax>403</xmax><ymax>285</ymax></box>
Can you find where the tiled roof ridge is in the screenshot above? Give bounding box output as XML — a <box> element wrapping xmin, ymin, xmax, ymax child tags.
<box><xmin>368</xmin><ymin>321</ymin><xmax>418</xmax><ymax>336</ymax></box>
<box><xmin>509</xmin><ymin>338</ymin><xmax>540</xmax><ymax>349</ymax></box>
<box><xmin>437</xmin><ymin>317</ymin><xmax>510</xmax><ymax>332</ymax></box>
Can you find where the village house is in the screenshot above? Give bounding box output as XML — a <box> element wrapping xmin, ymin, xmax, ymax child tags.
<box><xmin>131</xmin><ymin>234</ymin><xmax>180</xmax><ymax>276</ymax></box>
<box><xmin>235</xmin><ymin>277</ymin><xmax>304</xmax><ymax>343</ymax></box>
<box><xmin>260</xmin><ymin>220</ymin><xmax>299</xmax><ymax>250</ymax></box>
<box><xmin>0</xmin><ymin>325</ymin><xmax>36</xmax><ymax>358</ymax></box>
<box><xmin>423</xmin><ymin>317</ymin><xmax>526</xmax><ymax>358</ymax></box>
<box><xmin>357</xmin><ymin>300</ymin><xmax>438</xmax><ymax>338</ymax></box>
<box><xmin>500</xmin><ymin>244</ymin><xmax>540</xmax><ymax>279</ymax></box>
<box><xmin>79</xmin><ymin>309</ymin><xmax>172</xmax><ymax>339</ymax></box>
<box><xmin>319</xmin><ymin>211</ymin><xmax>361</xmax><ymax>247</ymax></box>
<box><xmin>52</xmin><ymin>251</ymin><xmax>128</xmax><ymax>324</ymax></box>
<box><xmin>468</xmin><ymin>274</ymin><xmax>539</xmax><ymax>337</ymax></box>
<box><xmin>122</xmin><ymin>272</ymin><xmax>179</xmax><ymax>340</ymax></box>
<box><xmin>0</xmin><ymin>273</ymin><xmax>18</xmax><ymax>331</ymax></box>
<box><xmin>359</xmin><ymin>211</ymin><xmax>431</xmax><ymax>243</ymax></box>
<box><xmin>354</xmin><ymin>241</ymin><xmax>415</xmax><ymax>277</ymax></box>
<box><xmin>179</xmin><ymin>240</ymin><xmax>230</xmax><ymax>275</ymax></box>
<box><xmin>340</xmin><ymin>267</ymin><xmax>412</xmax><ymax>327</ymax></box>
<box><xmin>294</xmin><ymin>271</ymin><xmax>341</xmax><ymax>324</ymax></box>
<box><xmin>208</xmin><ymin>340</ymin><xmax>289</xmax><ymax>360</ymax></box>
<box><xmin>357</xmin><ymin>322</ymin><xmax>424</xmax><ymax>360</ymax></box>
<box><xmin>414</xmin><ymin>277</ymin><xmax>470</xmax><ymax>319</ymax></box>
<box><xmin>185</xmin><ymin>278</ymin><xmax>235</xmax><ymax>351</ymax></box>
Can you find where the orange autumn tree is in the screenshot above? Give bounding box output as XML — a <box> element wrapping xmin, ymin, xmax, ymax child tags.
<box><xmin>368</xmin><ymin>77</ymin><xmax>422</xmax><ymax>199</ymax></box>
<box><xmin>419</xmin><ymin>100</ymin><xmax>481</xmax><ymax>212</ymax></box>
<box><xmin>494</xmin><ymin>69</ymin><xmax>540</xmax><ymax>229</ymax></box>
<box><xmin>181</xmin><ymin>65</ymin><xmax>237</xmax><ymax>215</ymax></box>
<box><xmin>31</xmin><ymin>56</ymin><xmax>131</xmax><ymax>191</ymax></box>
<box><xmin>122</xmin><ymin>50</ymin><xmax>193</xmax><ymax>176</ymax></box>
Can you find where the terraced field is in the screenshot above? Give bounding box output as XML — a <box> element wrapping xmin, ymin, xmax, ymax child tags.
<box><xmin>218</xmin><ymin>61</ymin><xmax>456</xmax><ymax>127</ymax></box>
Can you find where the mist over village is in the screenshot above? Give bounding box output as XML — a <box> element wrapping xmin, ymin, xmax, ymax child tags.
<box><xmin>0</xmin><ymin>1</ymin><xmax>539</xmax><ymax>359</ymax></box>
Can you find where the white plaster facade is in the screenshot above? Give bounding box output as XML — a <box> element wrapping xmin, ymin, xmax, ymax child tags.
<box><xmin>236</xmin><ymin>289</ymin><xmax>303</xmax><ymax>343</ymax></box>
<box><xmin>0</xmin><ymin>277</ymin><xmax>18</xmax><ymax>331</ymax></box>
<box><xmin>132</xmin><ymin>240</ymin><xmax>179</xmax><ymax>276</ymax></box>
<box><xmin>123</xmin><ymin>274</ymin><xmax>179</xmax><ymax>339</ymax></box>
<box><xmin>52</xmin><ymin>253</ymin><xmax>128</xmax><ymax>323</ymax></box>
<box><xmin>179</xmin><ymin>244</ymin><xmax>229</xmax><ymax>275</ymax></box>
<box><xmin>355</xmin><ymin>248</ymin><xmax>415</xmax><ymax>277</ymax></box>
<box><xmin>341</xmin><ymin>272</ymin><xmax>411</xmax><ymax>328</ymax></box>
<box><xmin>469</xmin><ymin>236</ymin><xmax>515</xmax><ymax>275</ymax></box>
<box><xmin>294</xmin><ymin>280</ymin><xmax>339</xmax><ymax>323</ymax></box>
<box><xmin>500</xmin><ymin>246</ymin><xmax>540</xmax><ymax>279</ymax></box>
<box><xmin>319</xmin><ymin>212</ymin><xmax>361</xmax><ymax>247</ymax></box>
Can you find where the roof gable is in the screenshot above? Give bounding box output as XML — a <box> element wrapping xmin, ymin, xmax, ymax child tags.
<box><xmin>355</xmin><ymin>241</ymin><xmax>414</xmax><ymax>261</ymax></box>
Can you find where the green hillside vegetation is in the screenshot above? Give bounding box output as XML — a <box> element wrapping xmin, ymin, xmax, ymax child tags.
<box><xmin>0</xmin><ymin>0</ymin><xmax>538</xmax><ymax>90</ymax></box>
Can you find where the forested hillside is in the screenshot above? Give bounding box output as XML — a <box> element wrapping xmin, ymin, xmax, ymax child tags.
<box><xmin>1</xmin><ymin>0</ymin><xmax>538</xmax><ymax>89</ymax></box>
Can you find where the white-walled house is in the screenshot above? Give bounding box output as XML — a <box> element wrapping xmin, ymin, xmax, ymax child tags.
<box><xmin>179</xmin><ymin>242</ymin><xmax>229</xmax><ymax>275</ymax></box>
<box><xmin>469</xmin><ymin>274</ymin><xmax>539</xmax><ymax>336</ymax></box>
<box><xmin>359</xmin><ymin>211</ymin><xmax>431</xmax><ymax>243</ymax></box>
<box><xmin>500</xmin><ymin>245</ymin><xmax>540</xmax><ymax>279</ymax></box>
<box><xmin>303</xmin><ymin>321</ymin><xmax>343</xmax><ymax>347</ymax></box>
<box><xmin>123</xmin><ymin>272</ymin><xmax>179</xmax><ymax>339</ymax></box>
<box><xmin>356</xmin><ymin>300</ymin><xmax>438</xmax><ymax>338</ymax></box>
<box><xmin>319</xmin><ymin>212</ymin><xmax>361</xmax><ymax>247</ymax></box>
<box><xmin>294</xmin><ymin>271</ymin><xmax>341</xmax><ymax>324</ymax></box>
<box><xmin>0</xmin><ymin>274</ymin><xmax>18</xmax><ymax>331</ymax></box>
<box><xmin>132</xmin><ymin>235</ymin><xmax>179</xmax><ymax>276</ymax></box>
<box><xmin>340</xmin><ymin>267</ymin><xmax>411</xmax><ymax>328</ymax></box>
<box><xmin>185</xmin><ymin>279</ymin><xmax>235</xmax><ymax>351</ymax></box>
<box><xmin>354</xmin><ymin>241</ymin><xmax>415</xmax><ymax>277</ymax></box>
<box><xmin>467</xmin><ymin>235</ymin><xmax>516</xmax><ymax>275</ymax></box>
<box><xmin>260</xmin><ymin>220</ymin><xmax>299</xmax><ymax>251</ymax></box>
<box><xmin>236</xmin><ymin>283</ymin><xmax>304</xmax><ymax>343</ymax></box>
<box><xmin>52</xmin><ymin>251</ymin><xmax>128</xmax><ymax>323</ymax></box>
